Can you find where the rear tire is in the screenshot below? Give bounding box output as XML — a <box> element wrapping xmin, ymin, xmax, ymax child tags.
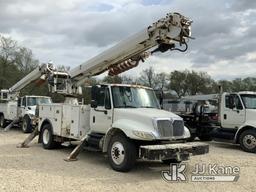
<box><xmin>239</xmin><ymin>129</ymin><xmax>256</xmax><ymax>153</ymax></box>
<box><xmin>0</xmin><ymin>114</ymin><xmax>6</xmax><ymax>128</ymax></box>
<box><xmin>107</xmin><ymin>134</ymin><xmax>137</xmax><ymax>172</ymax></box>
<box><xmin>22</xmin><ymin>116</ymin><xmax>32</xmax><ymax>133</ymax></box>
<box><xmin>41</xmin><ymin>124</ymin><xmax>57</xmax><ymax>149</ymax></box>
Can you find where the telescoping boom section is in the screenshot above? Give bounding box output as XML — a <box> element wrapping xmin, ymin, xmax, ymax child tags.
<box><xmin>0</xmin><ymin>63</ymin><xmax>69</xmax><ymax>100</ymax></box>
<box><xmin>65</xmin><ymin>12</ymin><xmax>192</xmax><ymax>94</ymax></box>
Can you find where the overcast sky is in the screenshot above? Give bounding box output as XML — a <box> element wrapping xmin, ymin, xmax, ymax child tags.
<box><xmin>0</xmin><ymin>0</ymin><xmax>256</xmax><ymax>80</ymax></box>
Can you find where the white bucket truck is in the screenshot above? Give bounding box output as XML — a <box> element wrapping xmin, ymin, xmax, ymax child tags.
<box><xmin>20</xmin><ymin>12</ymin><xmax>209</xmax><ymax>172</ymax></box>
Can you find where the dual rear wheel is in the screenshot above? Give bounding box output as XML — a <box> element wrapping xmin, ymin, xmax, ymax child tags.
<box><xmin>41</xmin><ymin>124</ymin><xmax>60</xmax><ymax>149</ymax></box>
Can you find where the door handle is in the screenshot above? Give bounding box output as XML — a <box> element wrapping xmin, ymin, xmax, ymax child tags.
<box><xmin>94</xmin><ymin>108</ymin><xmax>108</xmax><ymax>114</ymax></box>
<box><xmin>224</xmin><ymin>114</ymin><xmax>227</xmax><ymax>119</ymax></box>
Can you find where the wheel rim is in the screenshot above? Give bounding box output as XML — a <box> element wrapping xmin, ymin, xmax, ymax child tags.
<box><xmin>43</xmin><ymin>129</ymin><xmax>50</xmax><ymax>145</ymax></box>
<box><xmin>243</xmin><ymin>134</ymin><xmax>256</xmax><ymax>149</ymax></box>
<box><xmin>111</xmin><ymin>141</ymin><xmax>125</xmax><ymax>165</ymax></box>
<box><xmin>22</xmin><ymin>120</ymin><xmax>27</xmax><ymax>131</ymax></box>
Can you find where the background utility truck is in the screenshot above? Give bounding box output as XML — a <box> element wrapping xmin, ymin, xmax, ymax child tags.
<box><xmin>20</xmin><ymin>12</ymin><xmax>209</xmax><ymax>172</ymax></box>
<box><xmin>164</xmin><ymin>91</ymin><xmax>256</xmax><ymax>153</ymax></box>
<box><xmin>0</xmin><ymin>63</ymin><xmax>65</xmax><ymax>132</ymax></box>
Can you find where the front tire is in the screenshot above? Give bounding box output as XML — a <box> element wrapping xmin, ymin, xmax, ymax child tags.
<box><xmin>41</xmin><ymin>124</ymin><xmax>57</xmax><ymax>149</ymax></box>
<box><xmin>22</xmin><ymin>116</ymin><xmax>32</xmax><ymax>133</ymax></box>
<box><xmin>239</xmin><ymin>129</ymin><xmax>256</xmax><ymax>153</ymax></box>
<box><xmin>107</xmin><ymin>134</ymin><xmax>137</xmax><ymax>172</ymax></box>
<box><xmin>0</xmin><ymin>114</ymin><xmax>6</xmax><ymax>128</ymax></box>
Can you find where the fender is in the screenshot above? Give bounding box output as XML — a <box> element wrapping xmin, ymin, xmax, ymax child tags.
<box><xmin>234</xmin><ymin>123</ymin><xmax>256</xmax><ymax>143</ymax></box>
<box><xmin>102</xmin><ymin>119</ymin><xmax>156</xmax><ymax>153</ymax></box>
<box><xmin>39</xmin><ymin>118</ymin><xmax>54</xmax><ymax>132</ymax></box>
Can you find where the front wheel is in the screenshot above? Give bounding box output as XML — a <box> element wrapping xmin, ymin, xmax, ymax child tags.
<box><xmin>239</xmin><ymin>129</ymin><xmax>256</xmax><ymax>153</ymax></box>
<box><xmin>22</xmin><ymin>116</ymin><xmax>32</xmax><ymax>133</ymax></box>
<box><xmin>107</xmin><ymin>134</ymin><xmax>137</xmax><ymax>172</ymax></box>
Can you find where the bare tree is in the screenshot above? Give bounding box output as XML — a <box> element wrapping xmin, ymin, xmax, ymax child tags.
<box><xmin>15</xmin><ymin>47</ymin><xmax>39</xmax><ymax>75</ymax></box>
<box><xmin>138</xmin><ymin>67</ymin><xmax>156</xmax><ymax>88</ymax></box>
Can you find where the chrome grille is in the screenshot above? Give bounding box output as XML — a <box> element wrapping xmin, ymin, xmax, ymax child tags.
<box><xmin>156</xmin><ymin>119</ymin><xmax>184</xmax><ymax>138</ymax></box>
<box><xmin>173</xmin><ymin>120</ymin><xmax>184</xmax><ymax>136</ymax></box>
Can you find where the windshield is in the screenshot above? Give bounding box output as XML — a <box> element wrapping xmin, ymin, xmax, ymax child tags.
<box><xmin>112</xmin><ymin>86</ymin><xmax>160</xmax><ymax>109</ymax></box>
<box><xmin>241</xmin><ymin>94</ymin><xmax>256</xmax><ymax>109</ymax></box>
<box><xmin>27</xmin><ymin>97</ymin><xmax>52</xmax><ymax>106</ymax></box>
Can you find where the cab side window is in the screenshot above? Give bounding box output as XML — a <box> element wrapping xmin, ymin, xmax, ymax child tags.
<box><xmin>96</xmin><ymin>87</ymin><xmax>111</xmax><ymax>109</ymax></box>
<box><xmin>21</xmin><ymin>98</ymin><xmax>26</xmax><ymax>107</ymax></box>
<box><xmin>17</xmin><ymin>98</ymin><xmax>21</xmax><ymax>107</ymax></box>
<box><xmin>234</xmin><ymin>95</ymin><xmax>243</xmax><ymax>110</ymax></box>
<box><xmin>225</xmin><ymin>95</ymin><xmax>243</xmax><ymax>110</ymax></box>
<box><xmin>225</xmin><ymin>95</ymin><xmax>230</xmax><ymax>108</ymax></box>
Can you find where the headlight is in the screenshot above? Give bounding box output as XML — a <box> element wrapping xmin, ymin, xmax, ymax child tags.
<box><xmin>132</xmin><ymin>130</ymin><xmax>155</xmax><ymax>140</ymax></box>
<box><xmin>183</xmin><ymin>126</ymin><xmax>191</xmax><ymax>138</ymax></box>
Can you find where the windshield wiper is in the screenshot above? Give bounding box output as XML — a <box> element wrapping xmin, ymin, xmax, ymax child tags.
<box><xmin>124</xmin><ymin>105</ymin><xmax>137</xmax><ymax>108</ymax></box>
<box><xmin>140</xmin><ymin>106</ymin><xmax>155</xmax><ymax>108</ymax></box>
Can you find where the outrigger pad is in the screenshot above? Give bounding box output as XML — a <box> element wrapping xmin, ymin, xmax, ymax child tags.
<box><xmin>16</xmin><ymin>127</ymin><xmax>39</xmax><ymax>148</ymax></box>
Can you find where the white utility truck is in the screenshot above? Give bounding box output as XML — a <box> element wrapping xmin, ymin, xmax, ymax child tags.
<box><xmin>0</xmin><ymin>63</ymin><xmax>66</xmax><ymax>132</ymax></box>
<box><xmin>213</xmin><ymin>91</ymin><xmax>256</xmax><ymax>153</ymax></box>
<box><xmin>20</xmin><ymin>12</ymin><xmax>209</xmax><ymax>172</ymax></box>
<box><xmin>164</xmin><ymin>91</ymin><xmax>256</xmax><ymax>153</ymax></box>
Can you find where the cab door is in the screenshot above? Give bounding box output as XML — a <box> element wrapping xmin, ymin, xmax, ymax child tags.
<box><xmin>90</xmin><ymin>85</ymin><xmax>113</xmax><ymax>133</ymax></box>
<box><xmin>221</xmin><ymin>94</ymin><xmax>246</xmax><ymax>129</ymax></box>
<box><xmin>17</xmin><ymin>97</ymin><xmax>26</xmax><ymax>118</ymax></box>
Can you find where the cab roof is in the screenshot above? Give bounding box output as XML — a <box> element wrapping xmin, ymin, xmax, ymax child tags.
<box><xmin>100</xmin><ymin>83</ymin><xmax>153</xmax><ymax>90</ymax></box>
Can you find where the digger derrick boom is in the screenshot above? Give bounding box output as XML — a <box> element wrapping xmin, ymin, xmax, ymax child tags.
<box><xmin>69</xmin><ymin>12</ymin><xmax>192</xmax><ymax>88</ymax></box>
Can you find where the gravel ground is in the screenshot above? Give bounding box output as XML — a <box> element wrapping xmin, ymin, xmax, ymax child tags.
<box><xmin>0</xmin><ymin>128</ymin><xmax>255</xmax><ymax>192</ymax></box>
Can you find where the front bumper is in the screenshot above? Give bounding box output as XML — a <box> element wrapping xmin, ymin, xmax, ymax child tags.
<box><xmin>139</xmin><ymin>142</ymin><xmax>209</xmax><ymax>161</ymax></box>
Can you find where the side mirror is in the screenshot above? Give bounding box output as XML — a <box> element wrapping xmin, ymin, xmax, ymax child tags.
<box><xmin>91</xmin><ymin>100</ymin><xmax>98</xmax><ymax>108</ymax></box>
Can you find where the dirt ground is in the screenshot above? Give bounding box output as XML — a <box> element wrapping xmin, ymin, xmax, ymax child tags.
<box><xmin>0</xmin><ymin>128</ymin><xmax>255</xmax><ymax>192</ymax></box>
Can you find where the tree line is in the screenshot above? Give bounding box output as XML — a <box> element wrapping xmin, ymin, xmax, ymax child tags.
<box><xmin>1</xmin><ymin>36</ymin><xmax>256</xmax><ymax>101</ymax></box>
<box><xmin>102</xmin><ymin>67</ymin><xmax>256</xmax><ymax>98</ymax></box>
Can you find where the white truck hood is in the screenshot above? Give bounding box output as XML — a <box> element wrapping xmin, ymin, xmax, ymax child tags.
<box><xmin>112</xmin><ymin>108</ymin><xmax>186</xmax><ymax>140</ymax></box>
<box><xmin>114</xmin><ymin>108</ymin><xmax>182</xmax><ymax>120</ymax></box>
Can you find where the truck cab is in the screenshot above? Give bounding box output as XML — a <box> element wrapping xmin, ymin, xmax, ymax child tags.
<box><xmin>214</xmin><ymin>91</ymin><xmax>256</xmax><ymax>152</ymax></box>
<box><xmin>90</xmin><ymin>84</ymin><xmax>189</xmax><ymax>140</ymax></box>
<box><xmin>18</xmin><ymin>96</ymin><xmax>52</xmax><ymax>133</ymax></box>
